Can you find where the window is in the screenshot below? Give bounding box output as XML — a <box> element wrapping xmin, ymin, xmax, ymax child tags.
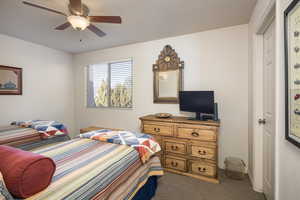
<box><xmin>87</xmin><ymin>59</ymin><xmax>133</xmax><ymax>108</ymax></box>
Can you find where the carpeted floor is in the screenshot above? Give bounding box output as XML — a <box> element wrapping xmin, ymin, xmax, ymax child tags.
<box><xmin>152</xmin><ymin>171</ymin><xmax>265</xmax><ymax>200</ymax></box>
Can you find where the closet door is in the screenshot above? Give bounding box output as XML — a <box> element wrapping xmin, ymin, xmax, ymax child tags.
<box><xmin>262</xmin><ymin>20</ymin><xmax>275</xmax><ymax>200</ymax></box>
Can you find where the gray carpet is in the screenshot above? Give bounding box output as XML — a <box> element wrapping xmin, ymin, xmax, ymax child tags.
<box><xmin>152</xmin><ymin>171</ymin><xmax>265</xmax><ymax>200</ymax></box>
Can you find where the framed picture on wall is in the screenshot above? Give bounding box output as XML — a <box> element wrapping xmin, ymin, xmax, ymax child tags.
<box><xmin>284</xmin><ymin>0</ymin><xmax>300</xmax><ymax>148</ymax></box>
<box><xmin>0</xmin><ymin>65</ymin><xmax>22</xmax><ymax>95</ymax></box>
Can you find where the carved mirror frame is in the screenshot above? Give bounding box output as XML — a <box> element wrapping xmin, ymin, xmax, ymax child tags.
<box><xmin>153</xmin><ymin>45</ymin><xmax>184</xmax><ymax>103</ymax></box>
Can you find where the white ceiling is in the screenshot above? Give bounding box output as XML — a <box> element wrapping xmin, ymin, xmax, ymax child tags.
<box><xmin>0</xmin><ymin>0</ymin><xmax>256</xmax><ymax>53</ymax></box>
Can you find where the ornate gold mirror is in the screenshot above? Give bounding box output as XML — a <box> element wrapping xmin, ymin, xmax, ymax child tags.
<box><xmin>153</xmin><ymin>45</ymin><xmax>184</xmax><ymax>103</ymax></box>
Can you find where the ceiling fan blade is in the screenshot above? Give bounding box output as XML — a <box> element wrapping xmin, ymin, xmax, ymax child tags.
<box><xmin>55</xmin><ymin>22</ymin><xmax>71</xmax><ymax>30</ymax></box>
<box><xmin>88</xmin><ymin>24</ymin><xmax>106</xmax><ymax>37</ymax></box>
<box><xmin>88</xmin><ymin>16</ymin><xmax>122</xmax><ymax>24</ymax></box>
<box><xmin>22</xmin><ymin>1</ymin><xmax>67</xmax><ymax>16</ymax></box>
<box><xmin>69</xmin><ymin>0</ymin><xmax>82</xmax><ymax>15</ymax></box>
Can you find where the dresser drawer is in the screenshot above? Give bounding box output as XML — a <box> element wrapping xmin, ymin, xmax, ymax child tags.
<box><xmin>144</xmin><ymin>123</ymin><xmax>173</xmax><ymax>136</ymax></box>
<box><xmin>165</xmin><ymin>140</ymin><xmax>187</xmax><ymax>155</ymax></box>
<box><xmin>190</xmin><ymin>161</ymin><xmax>217</xmax><ymax>177</ymax></box>
<box><xmin>190</xmin><ymin>145</ymin><xmax>216</xmax><ymax>160</ymax></box>
<box><xmin>177</xmin><ymin>127</ymin><xmax>216</xmax><ymax>141</ymax></box>
<box><xmin>165</xmin><ymin>156</ymin><xmax>187</xmax><ymax>172</ymax></box>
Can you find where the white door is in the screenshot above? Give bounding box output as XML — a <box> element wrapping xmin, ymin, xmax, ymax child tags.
<box><xmin>261</xmin><ymin>20</ymin><xmax>275</xmax><ymax>200</ymax></box>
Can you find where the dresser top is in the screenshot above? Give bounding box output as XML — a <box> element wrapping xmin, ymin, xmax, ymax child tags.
<box><xmin>139</xmin><ymin>115</ymin><xmax>220</xmax><ymax>127</ymax></box>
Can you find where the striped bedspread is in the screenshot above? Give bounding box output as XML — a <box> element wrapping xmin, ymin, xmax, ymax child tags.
<box><xmin>11</xmin><ymin>120</ymin><xmax>68</xmax><ymax>139</ymax></box>
<box><xmin>0</xmin><ymin>126</ymin><xmax>41</xmax><ymax>147</ymax></box>
<box><xmin>26</xmin><ymin>138</ymin><xmax>163</xmax><ymax>200</ymax></box>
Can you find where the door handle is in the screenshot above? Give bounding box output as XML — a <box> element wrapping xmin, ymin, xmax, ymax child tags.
<box><xmin>258</xmin><ymin>119</ymin><xmax>266</xmax><ymax>125</ymax></box>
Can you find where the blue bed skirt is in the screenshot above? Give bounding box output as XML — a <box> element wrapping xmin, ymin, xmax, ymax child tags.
<box><xmin>132</xmin><ymin>176</ymin><xmax>158</xmax><ymax>200</ymax></box>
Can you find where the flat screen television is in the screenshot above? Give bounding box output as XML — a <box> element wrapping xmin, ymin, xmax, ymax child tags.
<box><xmin>179</xmin><ymin>91</ymin><xmax>214</xmax><ymax>120</ymax></box>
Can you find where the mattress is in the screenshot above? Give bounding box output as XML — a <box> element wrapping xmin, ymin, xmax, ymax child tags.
<box><xmin>25</xmin><ymin>138</ymin><xmax>163</xmax><ymax>200</ymax></box>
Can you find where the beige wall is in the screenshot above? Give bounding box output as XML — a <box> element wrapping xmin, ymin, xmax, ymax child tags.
<box><xmin>73</xmin><ymin>24</ymin><xmax>249</xmax><ymax>168</ymax></box>
<box><xmin>0</xmin><ymin>34</ymin><xmax>75</xmax><ymax>134</ymax></box>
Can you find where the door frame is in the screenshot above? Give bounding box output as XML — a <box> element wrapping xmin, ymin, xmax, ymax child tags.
<box><xmin>250</xmin><ymin>0</ymin><xmax>276</xmax><ymax>195</ymax></box>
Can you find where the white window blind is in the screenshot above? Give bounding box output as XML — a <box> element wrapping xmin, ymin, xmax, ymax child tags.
<box><xmin>87</xmin><ymin>59</ymin><xmax>133</xmax><ymax>108</ymax></box>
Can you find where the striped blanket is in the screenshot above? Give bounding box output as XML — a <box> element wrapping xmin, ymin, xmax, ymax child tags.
<box><xmin>80</xmin><ymin>130</ymin><xmax>161</xmax><ymax>164</ymax></box>
<box><xmin>0</xmin><ymin>126</ymin><xmax>41</xmax><ymax>147</ymax></box>
<box><xmin>11</xmin><ymin>120</ymin><xmax>68</xmax><ymax>139</ymax></box>
<box><xmin>0</xmin><ymin>126</ymin><xmax>70</xmax><ymax>150</ymax></box>
<box><xmin>25</xmin><ymin>138</ymin><xmax>163</xmax><ymax>200</ymax></box>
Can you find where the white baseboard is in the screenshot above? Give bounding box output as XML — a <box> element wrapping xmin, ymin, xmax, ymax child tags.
<box><xmin>253</xmin><ymin>184</ymin><xmax>263</xmax><ymax>193</ymax></box>
<box><xmin>248</xmin><ymin>170</ymin><xmax>263</xmax><ymax>193</ymax></box>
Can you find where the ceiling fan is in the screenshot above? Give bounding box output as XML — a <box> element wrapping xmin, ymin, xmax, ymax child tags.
<box><xmin>22</xmin><ymin>0</ymin><xmax>122</xmax><ymax>37</ymax></box>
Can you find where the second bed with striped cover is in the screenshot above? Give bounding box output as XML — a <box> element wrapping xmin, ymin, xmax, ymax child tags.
<box><xmin>0</xmin><ymin>125</ymin><xmax>70</xmax><ymax>150</ymax></box>
<box><xmin>0</xmin><ymin>126</ymin><xmax>40</xmax><ymax>147</ymax></box>
<box><xmin>25</xmin><ymin>138</ymin><xmax>163</xmax><ymax>200</ymax></box>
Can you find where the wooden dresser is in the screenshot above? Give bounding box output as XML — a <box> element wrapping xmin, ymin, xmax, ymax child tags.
<box><xmin>140</xmin><ymin>115</ymin><xmax>220</xmax><ymax>183</ymax></box>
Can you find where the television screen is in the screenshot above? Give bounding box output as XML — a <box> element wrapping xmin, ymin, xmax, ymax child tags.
<box><xmin>179</xmin><ymin>91</ymin><xmax>214</xmax><ymax>114</ymax></box>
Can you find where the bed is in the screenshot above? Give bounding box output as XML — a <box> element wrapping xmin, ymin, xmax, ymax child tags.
<box><xmin>0</xmin><ymin>125</ymin><xmax>70</xmax><ymax>151</ymax></box>
<box><xmin>23</xmin><ymin>138</ymin><xmax>163</xmax><ymax>200</ymax></box>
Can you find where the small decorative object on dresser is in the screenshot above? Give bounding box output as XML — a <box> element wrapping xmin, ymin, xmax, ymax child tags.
<box><xmin>140</xmin><ymin>114</ymin><xmax>220</xmax><ymax>183</ymax></box>
<box><xmin>155</xmin><ymin>113</ymin><xmax>173</xmax><ymax>118</ymax></box>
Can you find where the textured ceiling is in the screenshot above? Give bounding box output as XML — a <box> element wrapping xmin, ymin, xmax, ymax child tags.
<box><xmin>0</xmin><ymin>0</ymin><xmax>257</xmax><ymax>53</ymax></box>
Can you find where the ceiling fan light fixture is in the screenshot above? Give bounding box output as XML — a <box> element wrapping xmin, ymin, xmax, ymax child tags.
<box><xmin>67</xmin><ymin>15</ymin><xmax>89</xmax><ymax>30</ymax></box>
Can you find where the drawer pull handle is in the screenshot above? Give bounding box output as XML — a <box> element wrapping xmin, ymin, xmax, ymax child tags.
<box><xmin>198</xmin><ymin>150</ymin><xmax>206</xmax><ymax>155</ymax></box>
<box><xmin>154</xmin><ymin>128</ymin><xmax>160</xmax><ymax>132</ymax></box>
<box><xmin>191</xmin><ymin>132</ymin><xmax>199</xmax><ymax>137</ymax></box>
<box><xmin>171</xmin><ymin>145</ymin><xmax>179</xmax><ymax>151</ymax></box>
<box><xmin>198</xmin><ymin>167</ymin><xmax>207</xmax><ymax>172</ymax></box>
<box><xmin>171</xmin><ymin>161</ymin><xmax>178</xmax><ymax>167</ymax></box>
